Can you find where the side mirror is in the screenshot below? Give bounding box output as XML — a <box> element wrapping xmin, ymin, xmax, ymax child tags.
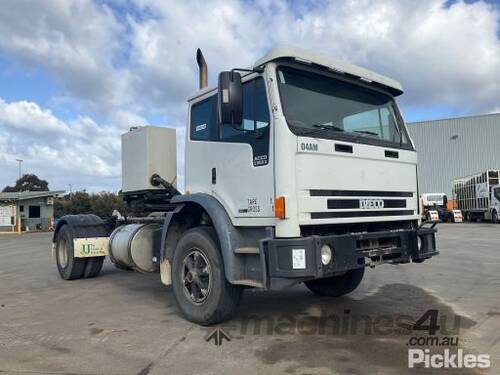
<box><xmin>218</xmin><ymin>71</ymin><xmax>243</xmax><ymax>126</ymax></box>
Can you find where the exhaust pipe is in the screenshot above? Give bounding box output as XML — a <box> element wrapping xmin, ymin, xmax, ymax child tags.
<box><xmin>196</xmin><ymin>48</ymin><xmax>207</xmax><ymax>89</ymax></box>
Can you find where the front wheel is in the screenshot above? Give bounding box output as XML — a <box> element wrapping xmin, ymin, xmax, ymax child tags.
<box><xmin>304</xmin><ymin>267</ymin><xmax>365</xmax><ymax>297</ymax></box>
<box><xmin>492</xmin><ymin>211</ymin><xmax>499</xmax><ymax>224</ymax></box>
<box><xmin>171</xmin><ymin>227</ymin><xmax>242</xmax><ymax>325</ymax></box>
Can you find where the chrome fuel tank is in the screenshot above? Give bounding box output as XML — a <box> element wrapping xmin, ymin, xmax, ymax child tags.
<box><xmin>109</xmin><ymin>223</ymin><xmax>161</xmax><ymax>273</ymax></box>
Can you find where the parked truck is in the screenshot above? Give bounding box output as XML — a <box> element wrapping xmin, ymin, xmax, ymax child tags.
<box><xmin>420</xmin><ymin>193</ymin><xmax>462</xmax><ymax>222</ymax></box>
<box><xmin>52</xmin><ymin>47</ymin><xmax>438</xmax><ymax>325</ymax></box>
<box><xmin>453</xmin><ymin>170</ymin><xmax>500</xmax><ymax>223</ymax></box>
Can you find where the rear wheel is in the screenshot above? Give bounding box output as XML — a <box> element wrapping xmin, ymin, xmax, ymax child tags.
<box><xmin>171</xmin><ymin>227</ymin><xmax>242</xmax><ymax>325</ymax></box>
<box><xmin>55</xmin><ymin>225</ymin><xmax>87</xmax><ymax>280</ymax></box>
<box><xmin>55</xmin><ymin>225</ymin><xmax>105</xmax><ymax>280</ymax></box>
<box><xmin>305</xmin><ymin>267</ymin><xmax>365</xmax><ymax>297</ymax></box>
<box><xmin>83</xmin><ymin>257</ymin><xmax>105</xmax><ymax>278</ymax></box>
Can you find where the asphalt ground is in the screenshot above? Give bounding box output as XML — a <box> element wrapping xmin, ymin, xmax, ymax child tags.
<box><xmin>0</xmin><ymin>223</ymin><xmax>499</xmax><ymax>374</ymax></box>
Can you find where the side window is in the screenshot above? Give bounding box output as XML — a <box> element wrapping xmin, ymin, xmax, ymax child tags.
<box><xmin>190</xmin><ymin>96</ymin><xmax>216</xmax><ymax>141</ymax></box>
<box><xmin>220</xmin><ymin>77</ymin><xmax>270</xmax><ymax>166</ymax></box>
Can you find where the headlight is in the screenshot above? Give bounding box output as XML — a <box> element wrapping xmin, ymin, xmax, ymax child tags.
<box><xmin>321</xmin><ymin>244</ymin><xmax>333</xmax><ymax>265</ymax></box>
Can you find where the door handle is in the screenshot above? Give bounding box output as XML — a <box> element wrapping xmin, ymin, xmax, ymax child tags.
<box><xmin>212</xmin><ymin>168</ymin><xmax>216</xmax><ymax>184</ymax></box>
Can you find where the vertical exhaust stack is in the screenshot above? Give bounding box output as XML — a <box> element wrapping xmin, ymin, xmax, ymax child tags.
<box><xmin>196</xmin><ymin>48</ymin><xmax>208</xmax><ymax>89</ymax></box>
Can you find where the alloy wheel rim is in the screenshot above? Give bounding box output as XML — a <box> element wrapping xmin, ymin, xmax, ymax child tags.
<box><xmin>181</xmin><ymin>249</ymin><xmax>212</xmax><ymax>304</ymax></box>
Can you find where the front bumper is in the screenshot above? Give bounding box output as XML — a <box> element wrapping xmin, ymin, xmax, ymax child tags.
<box><xmin>262</xmin><ymin>226</ymin><xmax>437</xmax><ymax>283</ymax></box>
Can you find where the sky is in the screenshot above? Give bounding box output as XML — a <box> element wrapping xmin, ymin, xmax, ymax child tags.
<box><xmin>0</xmin><ymin>0</ymin><xmax>499</xmax><ymax>193</ymax></box>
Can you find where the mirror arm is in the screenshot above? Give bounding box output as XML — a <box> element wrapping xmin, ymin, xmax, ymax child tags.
<box><xmin>231</xmin><ymin>67</ymin><xmax>264</xmax><ymax>75</ymax></box>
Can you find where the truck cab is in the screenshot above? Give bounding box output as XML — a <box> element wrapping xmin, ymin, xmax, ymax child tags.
<box><xmin>52</xmin><ymin>47</ymin><xmax>438</xmax><ymax>325</ymax></box>
<box><xmin>420</xmin><ymin>193</ymin><xmax>454</xmax><ymax>222</ymax></box>
<box><xmin>187</xmin><ymin>47</ymin><xmax>420</xmax><ymax>236</ymax></box>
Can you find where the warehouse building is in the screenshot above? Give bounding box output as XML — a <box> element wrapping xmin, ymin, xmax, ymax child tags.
<box><xmin>407</xmin><ymin>112</ymin><xmax>500</xmax><ymax>197</ymax></box>
<box><xmin>0</xmin><ymin>190</ymin><xmax>64</xmax><ymax>232</ymax></box>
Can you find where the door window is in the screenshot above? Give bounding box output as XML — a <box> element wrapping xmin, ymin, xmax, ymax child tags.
<box><xmin>190</xmin><ymin>96</ymin><xmax>216</xmax><ymax>141</ymax></box>
<box><xmin>220</xmin><ymin>78</ymin><xmax>270</xmax><ymax>166</ymax></box>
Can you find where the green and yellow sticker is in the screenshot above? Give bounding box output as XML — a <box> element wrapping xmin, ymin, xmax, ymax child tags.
<box><xmin>73</xmin><ymin>237</ymin><xmax>109</xmax><ymax>257</ymax></box>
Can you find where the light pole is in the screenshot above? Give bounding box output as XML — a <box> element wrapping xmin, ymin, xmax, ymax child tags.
<box><xmin>15</xmin><ymin>159</ymin><xmax>23</xmax><ymax>179</ymax></box>
<box><xmin>68</xmin><ymin>184</ymin><xmax>73</xmax><ymax>194</ymax></box>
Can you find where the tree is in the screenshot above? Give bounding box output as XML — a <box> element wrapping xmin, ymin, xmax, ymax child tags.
<box><xmin>2</xmin><ymin>174</ymin><xmax>50</xmax><ymax>192</ymax></box>
<box><xmin>54</xmin><ymin>191</ymin><xmax>129</xmax><ymax>218</ymax></box>
<box><xmin>54</xmin><ymin>191</ymin><xmax>91</xmax><ymax>217</ymax></box>
<box><xmin>90</xmin><ymin>192</ymin><xmax>129</xmax><ymax>218</ymax></box>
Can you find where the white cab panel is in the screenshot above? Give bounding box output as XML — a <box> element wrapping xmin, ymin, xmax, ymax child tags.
<box><xmin>185</xmin><ymin>140</ymin><xmax>275</xmax><ymax>220</ymax></box>
<box><xmin>295</xmin><ymin>136</ymin><xmax>418</xmax><ymax>225</ymax></box>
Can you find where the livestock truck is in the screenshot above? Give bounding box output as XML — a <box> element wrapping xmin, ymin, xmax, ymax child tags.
<box><xmin>453</xmin><ymin>170</ymin><xmax>500</xmax><ymax>223</ymax></box>
<box><xmin>52</xmin><ymin>47</ymin><xmax>438</xmax><ymax>325</ymax></box>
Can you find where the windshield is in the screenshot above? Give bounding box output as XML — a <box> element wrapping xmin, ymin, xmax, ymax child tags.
<box><xmin>277</xmin><ymin>66</ymin><xmax>412</xmax><ymax>149</ymax></box>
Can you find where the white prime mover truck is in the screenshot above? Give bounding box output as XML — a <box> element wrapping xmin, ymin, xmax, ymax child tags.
<box><xmin>52</xmin><ymin>47</ymin><xmax>438</xmax><ymax>325</ymax></box>
<box><xmin>453</xmin><ymin>170</ymin><xmax>500</xmax><ymax>223</ymax></box>
<box><xmin>420</xmin><ymin>193</ymin><xmax>462</xmax><ymax>222</ymax></box>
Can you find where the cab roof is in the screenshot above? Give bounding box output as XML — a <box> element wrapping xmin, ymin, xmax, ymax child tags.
<box><xmin>189</xmin><ymin>45</ymin><xmax>403</xmax><ymax>101</ymax></box>
<box><xmin>254</xmin><ymin>46</ymin><xmax>403</xmax><ymax>95</ymax></box>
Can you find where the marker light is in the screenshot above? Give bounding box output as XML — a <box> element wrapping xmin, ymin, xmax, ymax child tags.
<box><xmin>275</xmin><ymin>196</ymin><xmax>286</xmax><ymax>219</ymax></box>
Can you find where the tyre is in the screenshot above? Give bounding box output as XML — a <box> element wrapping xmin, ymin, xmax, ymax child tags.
<box><xmin>83</xmin><ymin>257</ymin><xmax>105</xmax><ymax>278</ymax></box>
<box><xmin>55</xmin><ymin>225</ymin><xmax>87</xmax><ymax>280</ymax></box>
<box><xmin>171</xmin><ymin>226</ymin><xmax>242</xmax><ymax>325</ymax></box>
<box><xmin>492</xmin><ymin>211</ymin><xmax>498</xmax><ymax>224</ymax></box>
<box><xmin>304</xmin><ymin>267</ymin><xmax>365</xmax><ymax>297</ymax></box>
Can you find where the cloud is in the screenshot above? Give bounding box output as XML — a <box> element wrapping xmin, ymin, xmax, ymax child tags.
<box><xmin>0</xmin><ymin>0</ymin><xmax>137</xmax><ymax>115</ymax></box>
<box><xmin>127</xmin><ymin>0</ymin><xmax>499</xmax><ymax>115</ymax></box>
<box><xmin>0</xmin><ymin>0</ymin><xmax>498</xmax><ymax>192</ymax></box>
<box><xmin>0</xmin><ymin>97</ymin><xmax>123</xmax><ymax>191</ymax></box>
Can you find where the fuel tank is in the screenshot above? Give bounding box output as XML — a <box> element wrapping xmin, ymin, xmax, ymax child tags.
<box><xmin>109</xmin><ymin>223</ymin><xmax>162</xmax><ymax>273</ymax></box>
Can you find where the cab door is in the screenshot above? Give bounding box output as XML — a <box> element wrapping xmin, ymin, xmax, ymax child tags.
<box><xmin>213</xmin><ymin>77</ymin><xmax>274</xmax><ymax>218</ymax></box>
<box><xmin>185</xmin><ymin>76</ymin><xmax>275</xmax><ymax>220</ymax></box>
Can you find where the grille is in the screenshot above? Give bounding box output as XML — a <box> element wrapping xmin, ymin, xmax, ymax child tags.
<box><xmin>327</xmin><ymin>199</ymin><xmax>406</xmax><ymax>209</ymax></box>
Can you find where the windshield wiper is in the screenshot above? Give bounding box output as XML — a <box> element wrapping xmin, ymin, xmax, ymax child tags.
<box><xmin>312</xmin><ymin>124</ymin><xmax>345</xmax><ymax>131</ymax></box>
<box><xmin>298</xmin><ymin>123</ymin><xmax>345</xmax><ymax>138</ymax></box>
<box><xmin>353</xmin><ymin>130</ymin><xmax>379</xmax><ymax>137</ymax></box>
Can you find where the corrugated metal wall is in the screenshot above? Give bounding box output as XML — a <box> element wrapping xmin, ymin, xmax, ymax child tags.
<box><xmin>407</xmin><ymin>113</ymin><xmax>500</xmax><ymax>196</ymax></box>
